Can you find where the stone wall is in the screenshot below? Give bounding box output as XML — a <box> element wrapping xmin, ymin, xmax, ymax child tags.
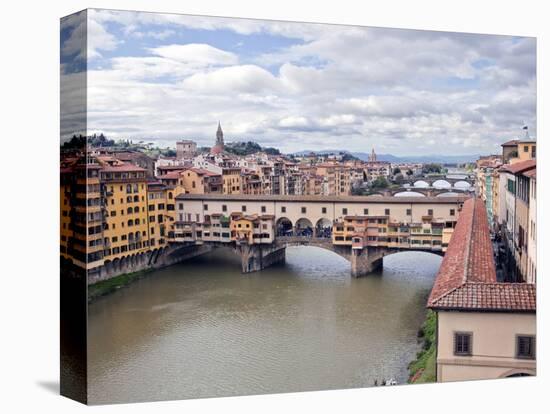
<box><xmin>87</xmin><ymin>244</ymin><xmax>214</xmax><ymax>285</ymax></box>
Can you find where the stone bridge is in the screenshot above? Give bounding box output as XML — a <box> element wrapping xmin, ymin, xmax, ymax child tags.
<box><xmin>172</xmin><ymin>194</ymin><xmax>466</xmax><ymax>277</ymax></box>
<box><xmin>401</xmin><ymin>176</ymin><xmax>475</xmax><ymax>189</ymax></box>
<box><xmin>371</xmin><ymin>188</ymin><xmax>470</xmax><ymax>197</ymax></box>
<box><xmin>233</xmin><ymin>235</ymin><xmax>445</xmax><ymax>277</ymax></box>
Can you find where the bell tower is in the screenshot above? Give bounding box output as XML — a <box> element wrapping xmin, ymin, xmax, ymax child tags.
<box><xmin>216</xmin><ymin>121</ymin><xmax>224</xmax><ymax>149</ymax></box>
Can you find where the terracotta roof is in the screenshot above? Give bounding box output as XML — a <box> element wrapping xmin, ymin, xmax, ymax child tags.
<box><xmin>100</xmin><ymin>163</ymin><xmax>146</xmax><ymax>173</ymax></box>
<box><xmin>158</xmin><ymin>165</ymin><xmax>187</xmax><ymax>171</ymax></box>
<box><xmin>500</xmin><ymin>159</ymin><xmax>536</xmax><ymax>174</ymax></box>
<box><xmin>160</xmin><ymin>171</ymin><xmax>182</xmax><ymax>179</ymax></box>
<box><xmin>431</xmin><ymin>283</ymin><xmax>536</xmax><ymax>311</ymax></box>
<box><xmin>184</xmin><ymin>167</ymin><xmax>220</xmax><ymax>177</ymax></box>
<box><xmin>428</xmin><ymin>198</ymin><xmax>535</xmax><ymax>312</ymax></box>
<box><xmin>501</xmin><ymin>139</ymin><xmax>519</xmax><ymax>147</ymax></box>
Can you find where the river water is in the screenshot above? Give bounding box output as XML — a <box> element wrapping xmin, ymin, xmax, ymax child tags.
<box><xmin>88</xmin><ymin>247</ymin><xmax>441</xmax><ymax>404</ymax></box>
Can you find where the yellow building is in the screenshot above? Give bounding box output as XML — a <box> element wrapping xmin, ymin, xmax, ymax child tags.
<box><xmin>99</xmin><ymin>163</ymin><xmax>150</xmax><ymax>264</ymax></box>
<box><xmin>316</xmin><ymin>164</ymin><xmax>352</xmax><ymax>196</ymax></box>
<box><xmin>222</xmin><ymin>167</ymin><xmax>242</xmax><ymax>194</ymax></box>
<box><xmin>230</xmin><ymin>213</ymin><xmax>275</xmax><ymax>244</ymax></box>
<box><xmin>60</xmin><ymin>157</ymin><xmax>104</xmax><ymax>270</ymax></box>
<box><xmin>147</xmin><ymin>182</ymin><xmax>174</xmax><ymax>249</ymax></box>
<box><xmin>177</xmin><ymin>168</ymin><xmax>222</xmax><ymax>194</ymax></box>
<box><xmin>517</xmin><ymin>140</ymin><xmax>536</xmax><ymax>161</ymax></box>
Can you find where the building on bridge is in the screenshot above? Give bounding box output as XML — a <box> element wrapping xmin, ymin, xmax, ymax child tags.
<box><xmin>174</xmin><ymin>194</ymin><xmax>467</xmax><ymax>276</ymax></box>
<box><xmin>428</xmin><ymin>198</ymin><xmax>536</xmax><ymax>382</ymax></box>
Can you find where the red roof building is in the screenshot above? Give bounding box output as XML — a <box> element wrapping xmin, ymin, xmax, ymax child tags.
<box><xmin>428</xmin><ymin>198</ymin><xmax>535</xmax><ymax>312</ymax></box>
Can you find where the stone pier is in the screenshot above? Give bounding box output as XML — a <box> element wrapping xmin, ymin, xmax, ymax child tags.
<box><xmin>236</xmin><ymin>243</ymin><xmax>286</xmax><ymax>273</ymax></box>
<box><xmin>350</xmin><ymin>247</ymin><xmax>385</xmax><ymax>278</ymax></box>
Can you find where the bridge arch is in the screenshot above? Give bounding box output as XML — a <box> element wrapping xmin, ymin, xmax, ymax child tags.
<box><xmin>433</xmin><ymin>179</ymin><xmax>451</xmax><ymax>189</ymax></box>
<box><xmin>276</xmin><ymin>217</ymin><xmax>293</xmax><ymax>236</ymax></box>
<box><xmin>315</xmin><ymin>218</ymin><xmax>332</xmax><ymax>238</ymax></box>
<box><xmin>437</xmin><ymin>191</ymin><xmax>460</xmax><ymax>197</ymax></box>
<box><xmin>394</xmin><ymin>191</ymin><xmax>426</xmax><ymax>197</ymax></box>
<box><xmin>413</xmin><ymin>180</ymin><xmax>430</xmax><ymax>188</ymax></box>
<box><xmin>295</xmin><ymin>217</ymin><xmax>314</xmax><ymax>236</ymax></box>
<box><xmin>454</xmin><ymin>180</ymin><xmax>471</xmax><ymax>190</ymax></box>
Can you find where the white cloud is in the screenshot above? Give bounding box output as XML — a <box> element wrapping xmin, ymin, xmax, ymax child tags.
<box><xmin>78</xmin><ymin>9</ymin><xmax>536</xmax><ymax>155</ymax></box>
<box><xmin>149</xmin><ymin>44</ymin><xmax>239</xmax><ymax>66</ymax></box>
<box><xmin>182</xmin><ymin>65</ymin><xmax>279</xmax><ymax>94</ymax></box>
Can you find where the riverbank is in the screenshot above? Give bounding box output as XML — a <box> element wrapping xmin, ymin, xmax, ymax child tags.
<box><xmin>408</xmin><ymin>309</ymin><xmax>436</xmax><ymax>384</ymax></box>
<box><xmin>88</xmin><ymin>269</ymin><xmax>152</xmax><ymax>302</ymax></box>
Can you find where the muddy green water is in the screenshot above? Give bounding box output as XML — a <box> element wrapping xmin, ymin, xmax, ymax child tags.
<box><xmin>88</xmin><ymin>247</ymin><xmax>441</xmax><ymax>404</ymax></box>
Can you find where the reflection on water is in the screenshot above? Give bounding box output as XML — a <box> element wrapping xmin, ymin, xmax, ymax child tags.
<box><xmin>88</xmin><ymin>247</ymin><xmax>441</xmax><ymax>404</ymax></box>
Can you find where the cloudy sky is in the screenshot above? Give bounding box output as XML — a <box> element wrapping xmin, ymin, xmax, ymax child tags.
<box><xmin>61</xmin><ymin>9</ymin><xmax>536</xmax><ymax>155</ymax></box>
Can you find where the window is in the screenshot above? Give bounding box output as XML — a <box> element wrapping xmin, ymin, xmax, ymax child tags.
<box><xmin>364</xmin><ymin>208</ymin><xmax>369</xmax><ymax>215</ymax></box>
<box><xmin>524</xmin><ymin>145</ymin><xmax>529</xmax><ymax>153</ymax></box>
<box><xmin>450</xmin><ymin>209</ymin><xmax>455</xmax><ymax>216</ymax></box>
<box><xmin>281</xmin><ymin>206</ymin><xmax>286</xmax><ymax>213</ymax></box>
<box><xmin>301</xmin><ymin>207</ymin><xmax>307</xmax><ymax>213</ymax></box>
<box><xmin>507</xmin><ymin>179</ymin><xmax>516</xmax><ymax>194</ymax></box>
<box><xmin>222</xmin><ymin>204</ymin><xmax>227</xmax><ymax>212</ymax></box>
<box><xmin>178</xmin><ymin>203</ymin><xmax>183</xmax><ymax>210</ymax></box>
<box><xmin>454</xmin><ymin>332</ymin><xmax>472</xmax><ymax>356</ymax></box>
<box><xmin>342</xmin><ymin>208</ymin><xmax>348</xmax><ymax>215</ymax></box>
<box><xmin>322</xmin><ymin>207</ymin><xmax>327</xmax><ymax>214</ymax></box>
<box><xmin>261</xmin><ymin>206</ymin><xmax>266</xmax><ymax>213</ymax></box>
<box><xmin>204</xmin><ymin>204</ymin><xmax>208</xmax><ymax>211</ymax></box>
<box><xmin>385</xmin><ymin>208</ymin><xmax>390</xmax><ymax>215</ymax></box>
<box><xmin>516</xmin><ymin>335</ymin><xmax>535</xmax><ymax>359</ymax></box>
<box><xmin>428</xmin><ymin>209</ymin><xmax>434</xmax><ymax>216</ymax></box>
<box><xmin>406</xmin><ymin>208</ymin><xmax>412</xmax><ymax>216</ymax></box>
<box><xmin>242</xmin><ymin>205</ymin><xmax>247</xmax><ymax>212</ymax></box>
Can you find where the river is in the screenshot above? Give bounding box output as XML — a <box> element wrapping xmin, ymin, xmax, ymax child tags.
<box><xmin>88</xmin><ymin>246</ymin><xmax>441</xmax><ymax>404</ymax></box>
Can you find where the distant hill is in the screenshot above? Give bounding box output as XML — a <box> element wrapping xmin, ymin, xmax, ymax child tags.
<box><xmin>292</xmin><ymin>150</ymin><xmax>478</xmax><ymax>164</ymax></box>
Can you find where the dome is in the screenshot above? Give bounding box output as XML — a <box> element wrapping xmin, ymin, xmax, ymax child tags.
<box><xmin>394</xmin><ymin>191</ymin><xmax>426</xmax><ymax>197</ymax></box>
<box><xmin>432</xmin><ymin>179</ymin><xmax>451</xmax><ymax>189</ymax></box>
<box><xmin>413</xmin><ymin>180</ymin><xmax>429</xmax><ymax>188</ymax></box>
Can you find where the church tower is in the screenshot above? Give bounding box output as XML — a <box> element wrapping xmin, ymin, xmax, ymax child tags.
<box><xmin>369</xmin><ymin>147</ymin><xmax>377</xmax><ymax>162</ymax></box>
<box><xmin>216</xmin><ymin>121</ymin><xmax>224</xmax><ymax>149</ymax></box>
<box><xmin>211</xmin><ymin>121</ymin><xmax>225</xmax><ymax>155</ymax></box>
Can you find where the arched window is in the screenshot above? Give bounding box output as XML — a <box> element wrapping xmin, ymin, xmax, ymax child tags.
<box><xmin>133</xmin><ymin>195</ymin><xmax>139</xmax><ymax>202</ymax></box>
<box><xmin>127</xmin><ymin>196</ymin><xmax>132</xmax><ymax>203</ymax></box>
<box><xmin>169</xmin><ymin>192</ymin><xmax>173</xmax><ymax>199</ymax></box>
<box><xmin>134</xmin><ymin>206</ymin><xmax>139</xmax><ymax>213</ymax></box>
<box><xmin>128</xmin><ymin>219</ymin><xmax>134</xmax><ymax>226</ymax></box>
<box><xmin>126</xmin><ymin>184</ymin><xmax>131</xmax><ymax>193</ymax></box>
<box><xmin>135</xmin><ymin>218</ymin><xmax>140</xmax><ymax>225</ymax></box>
<box><xmin>127</xmin><ymin>207</ymin><xmax>133</xmax><ymax>214</ymax></box>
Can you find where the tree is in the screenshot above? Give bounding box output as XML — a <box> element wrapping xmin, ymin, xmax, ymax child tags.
<box><xmin>422</xmin><ymin>163</ymin><xmax>443</xmax><ymax>174</ymax></box>
<box><xmin>371</xmin><ymin>176</ymin><xmax>390</xmax><ymax>189</ymax></box>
